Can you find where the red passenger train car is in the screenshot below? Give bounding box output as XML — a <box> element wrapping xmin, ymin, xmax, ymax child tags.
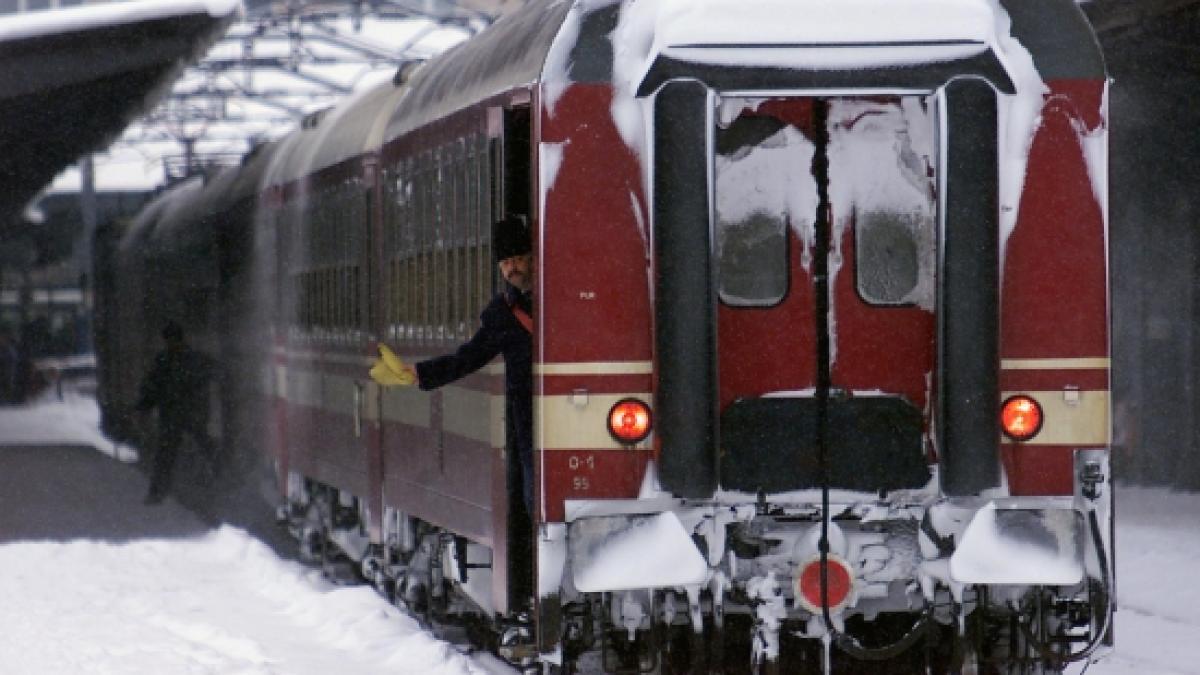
<box><xmin>96</xmin><ymin>0</ymin><xmax>1113</xmax><ymax>672</ymax></box>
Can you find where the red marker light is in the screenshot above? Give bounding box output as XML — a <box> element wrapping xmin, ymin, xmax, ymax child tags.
<box><xmin>1001</xmin><ymin>395</ymin><xmax>1043</xmax><ymax>441</ymax></box>
<box><xmin>795</xmin><ymin>556</ymin><xmax>854</xmax><ymax>613</ymax></box>
<box><xmin>608</xmin><ymin>399</ymin><xmax>652</xmax><ymax>444</ymax></box>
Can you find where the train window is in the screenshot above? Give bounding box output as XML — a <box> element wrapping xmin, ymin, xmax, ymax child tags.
<box><xmin>434</xmin><ymin>147</ymin><xmax>447</xmax><ymax>342</ymax></box>
<box><xmin>414</xmin><ymin>152</ymin><xmax>428</xmax><ymax>342</ymax></box>
<box><xmin>856</xmin><ymin>211</ymin><xmax>921</xmax><ymax>304</ymax></box>
<box><xmin>456</xmin><ymin>138</ymin><xmax>469</xmax><ymax>339</ymax></box>
<box><xmin>464</xmin><ymin>139</ymin><xmax>477</xmax><ymax>334</ymax></box>
<box><xmin>352</xmin><ymin>265</ymin><xmax>361</xmax><ymax>331</ymax></box>
<box><xmin>477</xmin><ymin>133</ymin><xmax>492</xmax><ymax>313</ymax></box>
<box><xmin>340</xmin><ymin>266</ymin><xmax>348</xmax><ymax>330</ymax></box>
<box><xmin>714</xmin><ymin>109</ymin><xmax>806</xmax><ymax>306</ymax></box>
<box><xmin>831</xmin><ymin>97</ymin><xmax>937</xmax><ymax>308</ymax></box>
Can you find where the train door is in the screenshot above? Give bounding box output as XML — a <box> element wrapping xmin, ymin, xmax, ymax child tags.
<box><xmin>489</xmin><ymin>101</ymin><xmax>534</xmax><ymax>613</ymax></box>
<box><xmin>714</xmin><ymin>95</ymin><xmax>938</xmax><ymax>494</ymax></box>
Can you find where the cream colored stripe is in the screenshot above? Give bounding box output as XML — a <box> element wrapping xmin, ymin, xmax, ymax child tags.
<box><xmin>285</xmin><ymin>368</ymin><xmax>322</xmax><ymax>408</ymax></box>
<box><xmin>535</xmin><ymin>361</ymin><xmax>654</xmax><ymax>376</ymax></box>
<box><xmin>277</xmin><ymin>363</ymin><xmax>498</xmax><ymax>439</ymax></box>
<box><xmin>442</xmin><ymin>387</ymin><xmax>505</xmax><ymax>446</ymax></box>
<box><xmin>380</xmin><ymin>386</ymin><xmax>432</xmax><ymax>428</ymax></box>
<box><xmin>537</xmin><ymin>393</ymin><xmax>652</xmax><ymax>450</ymax></box>
<box><xmin>324</xmin><ymin>374</ymin><xmax>358</xmax><ymax>417</ymax></box>
<box><xmin>1003</xmin><ymin>390</ymin><xmax>1110</xmax><ymax>446</ymax></box>
<box><xmin>285</xmin><ymin>349</ymin><xmax>369</xmax><ymax>366</ymax></box>
<box><xmin>283</xmin><ymin>348</ymin><xmax>504</xmax><ymax>374</ymax></box>
<box><xmin>1001</xmin><ymin>358</ymin><xmax>1110</xmax><ymax>370</ymax></box>
<box><xmin>273</xmin><ymin>364</ymin><xmax>287</xmax><ymax>398</ymax></box>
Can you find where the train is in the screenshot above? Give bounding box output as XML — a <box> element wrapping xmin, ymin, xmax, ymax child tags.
<box><xmin>94</xmin><ymin>0</ymin><xmax>1114</xmax><ymax>672</ymax></box>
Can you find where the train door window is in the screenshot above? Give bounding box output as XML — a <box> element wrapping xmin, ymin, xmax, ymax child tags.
<box><xmin>713</xmin><ymin>102</ymin><xmax>811</xmax><ymax>306</ymax></box>
<box><xmin>830</xmin><ymin>97</ymin><xmax>937</xmax><ymax>308</ymax></box>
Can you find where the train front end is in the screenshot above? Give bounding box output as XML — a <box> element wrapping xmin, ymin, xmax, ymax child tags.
<box><xmin>534</xmin><ymin>0</ymin><xmax>1111</xmax><ymax>672</ymax></box>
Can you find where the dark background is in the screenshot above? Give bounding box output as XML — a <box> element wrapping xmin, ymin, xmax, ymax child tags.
<box><xmin>1090</xmin><ymin>0</ymin><xmax>1200</xmax><ymax>488</ymax></box>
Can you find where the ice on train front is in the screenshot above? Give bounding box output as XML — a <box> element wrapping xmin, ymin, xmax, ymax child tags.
<box><xmin>534</xmin><ymin>0</ymin><xmax>1111</xmax><ymax>672</ymax></box>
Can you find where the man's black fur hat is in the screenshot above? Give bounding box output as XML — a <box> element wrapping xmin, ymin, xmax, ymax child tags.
<box><xmin>493</xmin><ymin>215</ymin><xmax>530</xmax><ymax>262</ymax></box>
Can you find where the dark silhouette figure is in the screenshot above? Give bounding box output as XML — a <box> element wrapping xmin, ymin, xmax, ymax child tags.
<box><xmin>135</xmin><ymin>321</ymin><xmax>216</xmax><ymax>504</ymax></box>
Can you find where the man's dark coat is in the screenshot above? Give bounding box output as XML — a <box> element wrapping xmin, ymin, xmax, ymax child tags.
<box><xmin>415</xmin><ymin>284</ymin><xmax>533</xmax><ymax>509</ymax></box>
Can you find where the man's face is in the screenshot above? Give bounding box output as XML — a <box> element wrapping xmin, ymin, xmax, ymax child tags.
<box><xmin>499</xmin><ymin>253</ymin><xmax>534</xmax><ymax>293</ymax></box>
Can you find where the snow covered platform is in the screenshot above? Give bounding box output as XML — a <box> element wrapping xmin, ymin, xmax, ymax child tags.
<box><xmin>0</xmin><ymin>394</ymin><xmax>515</xmax><ymax>674</ymax></box>
<box><xmin>0</xmin><ymin>443</ymin><xmax>204</xmax><ymax>542</ymax></box>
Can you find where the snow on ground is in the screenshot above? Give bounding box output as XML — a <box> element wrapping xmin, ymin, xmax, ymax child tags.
<box><xmin>0</xmin><ymin>390</ymin><xmax>512</xmax><ymax>675</ymax></box>
<box><xmin>0</xmin><ymin>388</ymin><xmax>137</xmax><ymax>463</ymax></box>
<box><xmin>1080</xmin><ymin>487</ymin><xmax>1200</xmax><ymax>675</ymax></box>
<box><xmin>0</xmin><ymin>389</ymin><xmax>1198</xmax><ymax>673</ymax></box>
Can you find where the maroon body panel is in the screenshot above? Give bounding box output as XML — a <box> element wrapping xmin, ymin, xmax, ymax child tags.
<box><xmin>1000</xmin><ymin>80</ymin><xmax>1109</xmax><ymax>496</ymax></box>
<box><xmin>539</xmin><ymin>84</ymin><xmax>653</xmax><ymax>366</ymax></box>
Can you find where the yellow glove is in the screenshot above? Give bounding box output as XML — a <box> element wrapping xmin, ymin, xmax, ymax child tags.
<box><xmin>369</xmin><ymin>344</ymin><xmax>416</xmax><ymax>386</ymax></box>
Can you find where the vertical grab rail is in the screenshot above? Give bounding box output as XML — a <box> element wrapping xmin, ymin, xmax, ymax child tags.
<box><xmin>938</xmin><ymin>78</ymin><xmax>1002</xmax><ymax>496</ymax></box>
<box><xmin>652</xmin><ymin>80</ymin><xmax>719</xmax><ymax>498</ymax></box>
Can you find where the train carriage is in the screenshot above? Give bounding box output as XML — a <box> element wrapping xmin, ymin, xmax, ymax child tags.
<box><xmin>96</xmin><ymin>0</ymin><xmax>1113</xmax><ymax>672</ymax></box>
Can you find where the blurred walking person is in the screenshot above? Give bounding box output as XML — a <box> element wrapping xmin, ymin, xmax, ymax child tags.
<box><xmin>135</xmin><ymin>321</ymin><xmax>216</xmax><ymax>504</ymax></box>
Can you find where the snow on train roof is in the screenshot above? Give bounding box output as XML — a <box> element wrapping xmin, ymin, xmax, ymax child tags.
<box><xmin>597</xmin><ymin>0</ymin><xmax>1100</xmax><ymax>95</ymax></box>
<box><xmin>650</xmin><ymin>0</ymin><xmax>997</xmax><ymax>49</ymax></box>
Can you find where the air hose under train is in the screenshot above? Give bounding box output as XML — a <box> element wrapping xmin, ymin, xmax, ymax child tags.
<box><xmin>810</xmin><ymin>99</ymin><xmax>933</xmax><ymax>662</ymax></box>
<box><xmin>1017</xmin><ymin>506</ymin><xmax>1113</xmax><ymax>666</ymax></box>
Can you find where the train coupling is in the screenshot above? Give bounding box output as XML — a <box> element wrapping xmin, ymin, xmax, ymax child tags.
<box><xmin>498</xmin><ymin>612</ymin><xmax>537</xmax><ymax>668</ymax></box>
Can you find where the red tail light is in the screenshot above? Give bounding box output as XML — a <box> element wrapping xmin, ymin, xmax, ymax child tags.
<box><xmin>608</xmin><ymin>399</ymin><xmax>652</xmax><ymax>444</ymax></box>
<box><xmin>795</xmin><ymin>556</ymin><xmax>854</xmax><ymax>613</ymax></box>
<box><xmin>1001</xmin><ymin>395</ymin><xmax>1043</xmax><ymax>441</ymax></box>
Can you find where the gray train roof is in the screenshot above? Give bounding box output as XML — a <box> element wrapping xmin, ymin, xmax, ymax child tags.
<box><xmin>265</xmin><ymin>81</ymin><xmax>409</xmax><ymax>188</ymax></box>
<box><xmin>263</xmin><ymin>0</ymin><xmax>571</xmax><ymax>188</ymax></box>
<box><xmin>382</xmin><ymin>0</ymin><xmax>573</xmax><ymax>143</ymax></box>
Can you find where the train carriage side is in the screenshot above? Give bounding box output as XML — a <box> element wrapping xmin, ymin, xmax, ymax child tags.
<box><xmin>530</xmin><ymin>0</ymin><xmax>1111</xmax><ymax>672</ymax></box>
<box><xmin>258</xmin><ymin>81</ymin><xmax>409</xmax><ymax>559</ymax></box>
